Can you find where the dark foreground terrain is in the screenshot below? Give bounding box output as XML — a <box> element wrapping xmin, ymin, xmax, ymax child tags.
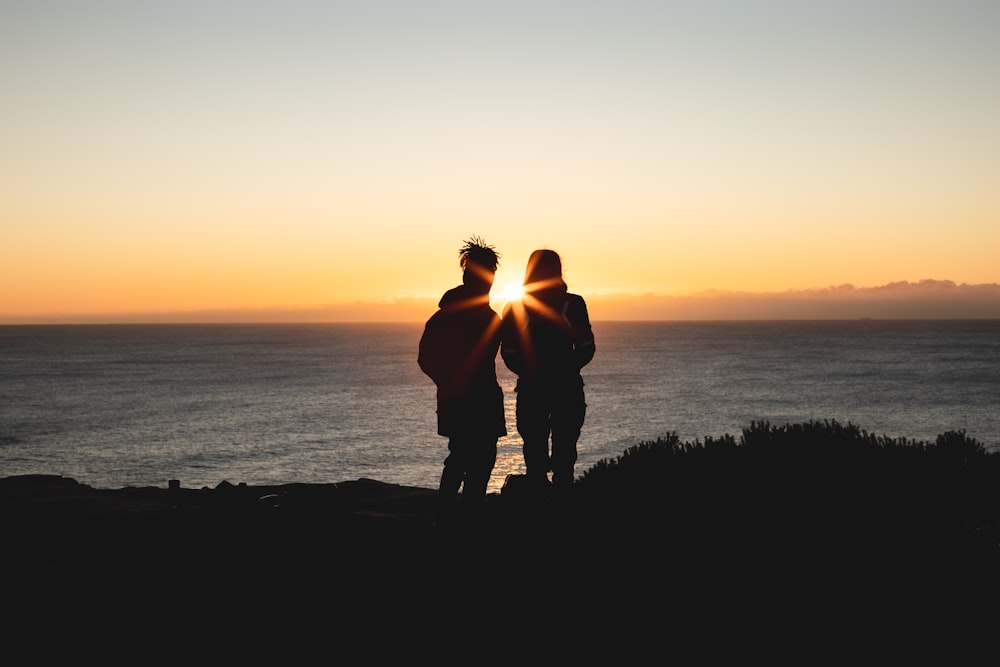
<box><xmin>4</xmin><ymin>422</ymin><xmax>1000</xmax><ymax>656</ymax></box>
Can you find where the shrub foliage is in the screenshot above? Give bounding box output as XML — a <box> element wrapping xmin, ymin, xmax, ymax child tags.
<box><xmin>572</xmin><ymin>420</ymin><xmax>1000</xmax><ymax>565</ymax></box>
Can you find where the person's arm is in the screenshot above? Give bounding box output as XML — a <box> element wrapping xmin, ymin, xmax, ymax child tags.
<box><xmin>568</xmin><ymin>295</ymin><xmax>595</xmax><ymax>370</ymax></box>
<box><xmin>418</xmin><ymin>311</ymin><xmax>451</xmax><ymax>385</ymax></box>
<box><xmin>499</xmin><ymin>304</ymin><xmax>526</xmax><ymax>376</ymax></box>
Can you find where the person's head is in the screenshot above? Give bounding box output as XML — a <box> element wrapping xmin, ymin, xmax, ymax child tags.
<box><xmin>459</xmin><ymin>236</ymin><xmax>500</xmax><ymax>291</ymax></box>
<box><xmin>524</xmin><ymin>248</ymin><xmax>567</xmax><ymax>294</ymax></box>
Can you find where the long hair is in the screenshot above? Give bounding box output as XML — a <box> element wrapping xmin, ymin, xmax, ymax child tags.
<box><xmin>524</xmin><ymin>249</ymin><xmax>567</xmax><ymax>295</ymax></box>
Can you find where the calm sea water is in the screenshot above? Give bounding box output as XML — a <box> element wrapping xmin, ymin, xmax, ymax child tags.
<box><xmin>1</xmin><ymin>320</ymin><xmax>998</xmax><ymax>494</ymax></box>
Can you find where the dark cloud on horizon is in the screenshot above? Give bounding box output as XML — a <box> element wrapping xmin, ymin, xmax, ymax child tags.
<box><xmin>587</xmin><ymin>280</ymin><xmax>1000</xmax><ymax>321</ymax></box>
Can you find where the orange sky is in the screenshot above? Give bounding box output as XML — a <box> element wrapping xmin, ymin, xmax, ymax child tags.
<box><xmin>3</xmin><ymin>2</ymin><xmax>998</xmax><ymax>323</ymax></box>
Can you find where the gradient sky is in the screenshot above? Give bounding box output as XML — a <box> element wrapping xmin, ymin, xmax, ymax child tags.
<box><xmin>3</xmin><ymin>1</ymin><xmax>998</xmax><ymax>321</ymax></box>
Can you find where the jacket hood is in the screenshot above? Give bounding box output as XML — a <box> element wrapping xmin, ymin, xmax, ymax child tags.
<box><xmin>439</xmin><ymin>283</ymin><xmax>490</xmax><ymax>309</ymax></box>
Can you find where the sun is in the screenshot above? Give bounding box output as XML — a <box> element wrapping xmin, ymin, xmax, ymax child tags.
<box><xmin>497</xmin><ymin>280</ymin><xmax>525</xmax><ymax>303</ymax></box>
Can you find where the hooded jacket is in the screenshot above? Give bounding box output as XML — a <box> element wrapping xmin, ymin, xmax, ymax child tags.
<box><xmin>500</xmin><ymin>283</ymin><xmax>595</xmax><ymax>388</ymax></box>
<box><xmin>418</xmin><ymin>283</ymin><xmax>506</xmax><ymax>438</ymax></box>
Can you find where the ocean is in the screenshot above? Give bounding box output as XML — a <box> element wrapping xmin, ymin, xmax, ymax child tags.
<box><xmin>1</xmin><ymin>320</ymin><xmax>998</xmax><ymax>494</ymax></box>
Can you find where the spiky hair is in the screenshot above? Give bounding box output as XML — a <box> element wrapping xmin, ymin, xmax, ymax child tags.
<box><xmin>459</xmin><ymin>235</ymin><xmax>500</xmax><ymax>272</ymax></box>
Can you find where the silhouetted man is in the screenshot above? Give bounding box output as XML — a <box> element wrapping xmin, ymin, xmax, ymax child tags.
<box><xmin>500</xmin><ymin>248</ymin><xmax>595</xmax><ymax>495</ymax></box>
<box><xmin>419</xmin><ymin>237</ymin><xmax>506</xmax><ymax>524</ymax></box>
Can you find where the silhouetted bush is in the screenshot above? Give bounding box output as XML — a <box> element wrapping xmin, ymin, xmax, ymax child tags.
<box><xmin>578</xmin><ymin>419</ymin><xmax>993</xmax><ymax>491</ymax></box>
<box><xmin>573</xmin><ymin>420</ymin><xmax>1000</xmax><ymax>566</ymax></box>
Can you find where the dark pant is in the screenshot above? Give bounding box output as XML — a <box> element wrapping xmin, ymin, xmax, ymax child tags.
<box><xmin>515</xmin><ymin>382</ymin><xmax>586</xmax><ymax>487</ymax></box>
<box><xmin>439</xmin><ymin>435</ymin><xmax>498</xmax><ymax>503</ymax></box>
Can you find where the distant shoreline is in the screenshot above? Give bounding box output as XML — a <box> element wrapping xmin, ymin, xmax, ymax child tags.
<box><xmin>2</xmin><ymin>316</ymin><xmax>999</xmax><ymax>326</ymax></box>
<box><xmin>3</xmin><ymin>279</ymin><xmax>998</xmax><ymax>324</ymax></box>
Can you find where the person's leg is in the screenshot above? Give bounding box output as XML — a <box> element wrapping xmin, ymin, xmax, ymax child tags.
<box><xmin>439</xmin><ymin>462</ymin><xmax>464</xmax><ymax>498</ymax></box>
<box><xmin>516</xmin><ymin>386</ymin><xmax>551</xmax><ymax>486</ymax></box>
<box><xmin>550</xmin><ymin>387</ymin><xmax>586</xmax><ymax>490</ymax></box>
<box><xmin>461</xmin><ymin>436</ymin><xmax>498</xmax><ymax>508</ymax></box>
<box><xmin>437</xmin><ymin>441</ymin><xmax>466</xmax><ymax>525</ymax></box>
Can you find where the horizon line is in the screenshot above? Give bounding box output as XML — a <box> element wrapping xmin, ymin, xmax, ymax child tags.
<box><xmin>3</xmin><ymin>279</ymin><xmax>997</xmax><ymax>325</ymax></box>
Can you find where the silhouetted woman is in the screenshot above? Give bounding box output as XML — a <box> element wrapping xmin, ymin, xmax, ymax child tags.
<box><xmin>500</xmin><ymin>249</ymin><xmax>595</xmax><ymax>494</ymax></box>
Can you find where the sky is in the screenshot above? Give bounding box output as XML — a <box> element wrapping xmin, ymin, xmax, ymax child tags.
<box><xmin>2</xmin><ymin>1</ymin><xmax>998</xmax><ymax>322</ymax></box>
